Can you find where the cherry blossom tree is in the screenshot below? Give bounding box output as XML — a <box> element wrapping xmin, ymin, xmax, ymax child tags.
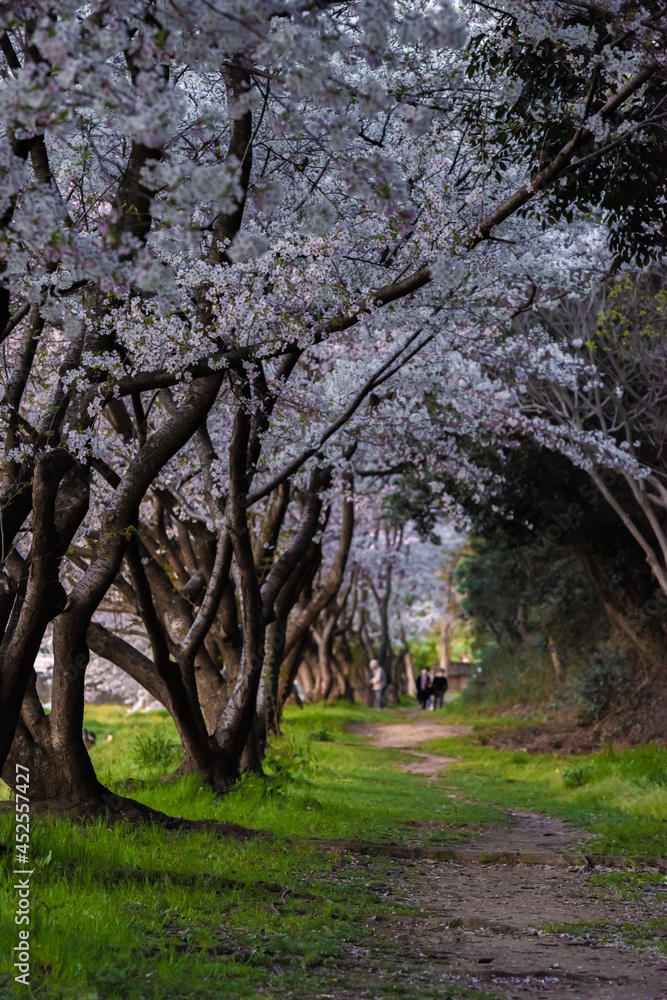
<box><xmin>1</xmin><ymin>0</ymin><xmax>665</xmax><ymax>811</ymax></box>
<box><xmin>502</xmin><ymin>271</ymin><xmax>667</xmax><ymax>602</ymax></box>
<box><xmin>295</xmin><ymin>508</ymin><xmax>463</xmax><ymax>704</ymax></box>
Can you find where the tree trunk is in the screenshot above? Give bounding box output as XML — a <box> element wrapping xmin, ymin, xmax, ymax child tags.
<box><xmin>314</xmin><ymin>610</ymin><xmax>337</xmax><ymax>700</ymax></box>
<box><xmin>404</xmin><ymin>650</ymin><xmax>418</xmax><ymax>696</ymax></box>
<box><xmin>296</xmin><ymin>648</ymin><xmax>318</xmax><ymax>702</ymax></box>
<box><xmin>0</xmin><ymin>452</ymin><xmax>76</xmax><ymax>774</ymax></box>
<box><xmin>4</xmin><ymin>712</ymin><xmax>101</xmax><ymax>806</ymax></box>
<box><xmin>547</xmin><ymin>636</ymin><xmax>564</xmax><ymax>681</ymax></box>
<box><xmin>439</xmin><ymin>615</ymin><xmax>449</xmax><ymax>673</ymax></box>
<box><xmin>278</xmin><ymin>630</ymin><xmax>312</xmax><ymax>712</ymax></box>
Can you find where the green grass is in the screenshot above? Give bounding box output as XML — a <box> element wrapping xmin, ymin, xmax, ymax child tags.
<box><xmin>1</xmin><ymin>699</ymin><xmax>664</xmax><ymax>999</ymax></box>
<box><xmin>0</xmin><ymin>702</ymin><xmax>501</xmax><ymax>1000</ymax></box>
<box><xmin>420</xmin><ymin>724</ymin><xmax>667</xmax><ymax>857</ymax></box>
<box><xmin>71</xmin><ymin>702</ymin><xmax>503</xmax><ymax>841</ymax></box>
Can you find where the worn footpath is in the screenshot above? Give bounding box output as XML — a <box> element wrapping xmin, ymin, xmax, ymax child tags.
<box><xmin>306</xmin><ymin>721</ymin><xmax>667</xmax><ymax>1000</ymax></box>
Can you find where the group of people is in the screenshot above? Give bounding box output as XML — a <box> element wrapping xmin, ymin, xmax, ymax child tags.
<box><xmin>416</xmin><ymin>668</ymin><xmax>448</xmax><ymax>710</ymax></box>
<box><xmin>368</xmin><ymin>660</ymin><xmax>449</xmax><ymax>710</ymax></box>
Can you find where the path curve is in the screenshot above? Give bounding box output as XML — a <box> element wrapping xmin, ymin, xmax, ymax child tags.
<box><xmin>349</xmin><ymin>721</ymin><xmax>470</xmax><ymax>777</ymax></box>
<box><xmin>349</xmin><ymin>720</ymin><xmax>473</xmax><ymax>748</ymax></box>
<box><xmin>338</xmin><ymin>718</ymin><xmax>667</xmax><ymax>999</ymax></box>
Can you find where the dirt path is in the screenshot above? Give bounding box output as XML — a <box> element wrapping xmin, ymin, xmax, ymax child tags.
<box><xmin>350</xmin><ymin>721</ymin><xmax>471</xmax><ymax>778</ymax></box>
<box><xmin>330</xmin><ymin>720</ymin><xmax>667</xmax><ymax>1000</ymax></box>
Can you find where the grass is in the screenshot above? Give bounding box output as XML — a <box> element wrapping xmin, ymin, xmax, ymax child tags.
<box><xmin>0</xmin><ymin>702</ymin><xmax>502</xmax><ymax>1000</ymax></box>
<box><xmin>1</xmin><ymin>698</ymin><xmax>665</xmax><ymax>998</ymax></box>
<box><xmin>73</xmin><ymin>702</ymin><xmax>503</xmax><ymax>841</ymax></box>
<box><xmin>587</xmin><ymin>869</ymin><xmax>667</xmax><ymax>901</ymax></box>
<box><xmin>420</xmin><ymin>719</ymin><xmax>667</xmax><ymax>857</ymax></box>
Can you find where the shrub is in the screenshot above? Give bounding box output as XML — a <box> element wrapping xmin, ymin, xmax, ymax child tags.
<box><xmin>131</xmin><ymin>730</ymin><xmax>181</xmax><ymax>773</ymax></box>
<box><xmin>460</xmin><ymin>645</ymin><xmax>553</xmax><ymax>709</ymax></box>
<box><xmin>576</xmin><ymin>643</ymin><xmax>630</xmax><ymax>722</ymax></box>
<box><xmin>261</xmin><ymin>736</ymin><xmax>315</xmax><ymax>797</ymax></box>
<box><xmin>562</xmin><ymin>766</ymin><xmax>592</xmax><ymax>789</ymax></box>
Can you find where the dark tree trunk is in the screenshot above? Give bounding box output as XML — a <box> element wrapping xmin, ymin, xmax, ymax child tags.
<box><xmin>331</xmin><ymin>632</ymin><xmax>356</xmax><ymax>702</ymax></box>
<box><xmin>207</xmin><ymin>389</ymin><xmax>267</xmax><ymax>786</ymax></box>
<box><xmin>278</xmin><ymin>630</ymin><xmax>312</xmax><ymax>711</ymax></box>
<box><xmin>5</xmin><ymin>374</ymin><xmax>226</xmax><ymax>807</ymax></box>
<box><xmin>0</xmin><ymin>452</ymin><xmax>86</xmax><ymax>775</ymax></box>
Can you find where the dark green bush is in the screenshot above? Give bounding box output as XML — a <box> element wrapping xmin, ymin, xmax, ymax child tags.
<box><xmin>261</xmin><ymin>737</ymin><xmax>315</xmax><ymax>797</ymax></box>
<box><xmin>576</xmin><ymin>643</ymin><xmax>630</xmax><ymax>722</ymax></box>
<box><xmin>562</xmin><ymin>766</ymin><xmax>592</xmax><ymax>789</ymax></box>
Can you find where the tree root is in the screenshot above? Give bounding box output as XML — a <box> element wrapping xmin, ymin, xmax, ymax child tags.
<box><xmin>0</xmin><ymin>791</ymin><xmax>260</xmax><ymax>840</ymax></box>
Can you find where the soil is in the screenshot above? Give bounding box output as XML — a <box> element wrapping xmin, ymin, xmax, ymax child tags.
<box><xmin>476</xmin><ymin>720</ymin><xmax>618</xmax><ymax>756</ymax></box>
<box><xmin>473</xmin><ymin>713</ymin><xmax>666</xmax><ymax>756</ymax></box>
<box><xmin>304</xmin><ymin>719</ymin><xmax>667</xmax><ymax>1000</ymax></box>
<box><xmin>349</xmin><ymin>721</ymin><xmax>472</xmax><ymax>778</ymax></box>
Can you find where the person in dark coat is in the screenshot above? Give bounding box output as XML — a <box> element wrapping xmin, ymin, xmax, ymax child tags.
<box><xmin>431</xmin><ymin>669</ymin><xmax>448</xmax><ymax>710</ymax></box>
<box><xmin>415</xmin><ymin>669</ymin><xmax>432</xmax><ymax>710</ymax></box>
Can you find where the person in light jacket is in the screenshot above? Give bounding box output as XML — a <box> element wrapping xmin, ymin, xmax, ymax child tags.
<box><xmin>369</xmin><ymin>659</ymin><xmax>386</xmax><ymax>709</ymax></box>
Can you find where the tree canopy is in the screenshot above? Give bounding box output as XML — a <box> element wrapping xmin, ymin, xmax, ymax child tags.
<box><xmin>1</xmin><ymin>0</ymin><xmax>666</xmax><ymax>809</ymax></box>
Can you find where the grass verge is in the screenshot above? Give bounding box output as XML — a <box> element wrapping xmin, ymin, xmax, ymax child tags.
<box><xmin>1</xmin><ymin>699</ymin><xmax>664</xmax><ymax>998</ymax></box>
<box><xmin>421</xmin><ymin>711</ymin><xmax>667</xmax><ymax>857</ymax></box>
<box><xmin>0</xmin><ymin>702</ymin><xmax>499</xmax><ymax>1000</ymax></box>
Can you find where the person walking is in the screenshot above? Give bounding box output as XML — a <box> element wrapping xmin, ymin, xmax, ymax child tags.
<box><xmin>431</xmin><ymin>668</ymin><xmax>448</xmax><ymax>710</ymax></box>
<box><xmin>369</xmin><ymin>659</ymin><xmax>386</xmax><ymax>709</ymax></box>
<box><xmin>415</xmin><ymin>668</ymin><xmax>432</xmax><ymax>710</ymax></box>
